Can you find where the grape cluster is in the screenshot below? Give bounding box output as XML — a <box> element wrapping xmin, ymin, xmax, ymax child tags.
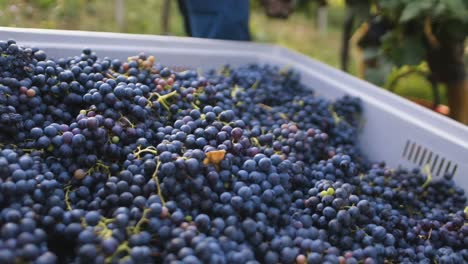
<box><xmin>0</xmin><ymin>39</ymin><xmax>466</xmax><ymax>264</ymax></box>
<box><xmin>0</xmin><ymin>40</ymin><xmax>39</xmax><ymax>79</ymax></box>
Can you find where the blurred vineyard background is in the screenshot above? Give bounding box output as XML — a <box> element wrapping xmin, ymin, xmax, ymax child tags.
<box><xmin>1</xmin><ymin>0</ymin><xmax>467</xmax><ymax>106</ymax></box>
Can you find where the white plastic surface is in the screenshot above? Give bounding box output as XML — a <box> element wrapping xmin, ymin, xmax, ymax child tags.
<box><xmin>1</xmin><ymin>27</ymin><xmax>467</xmax><ymax>191</ymax></box>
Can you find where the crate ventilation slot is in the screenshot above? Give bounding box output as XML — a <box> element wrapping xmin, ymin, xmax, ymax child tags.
<box><xmin>401</xmin><ymin>140</ymin><xmax>458</xmax><ymax>177</ymax></box>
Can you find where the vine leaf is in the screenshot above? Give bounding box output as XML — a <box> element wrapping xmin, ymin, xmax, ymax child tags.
<box><xmin>444</xmin><ymin>0</ymin><xmax>468</xmax><ymax>22</ymax></box>
<box><xmin>383</xmin><ymin>62</ymin><xmax>430</xmax><ymax>91</ymax></box>
<box><xmin>400</xmin><ymin>1</ymin><xmax>434</xmax><ymax>23</ymax></box>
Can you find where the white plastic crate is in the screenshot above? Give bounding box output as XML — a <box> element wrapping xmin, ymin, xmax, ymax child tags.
<box><xmin>1</xmin><ymin>27</ymin><xmax>467</xmax><ymax>192</ymax></box>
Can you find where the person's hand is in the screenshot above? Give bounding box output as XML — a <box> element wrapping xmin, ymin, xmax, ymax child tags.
<box><xmin>261</xmin><ymin>0</ymin><xmax>294</xmax><ymax>19</ymax></box>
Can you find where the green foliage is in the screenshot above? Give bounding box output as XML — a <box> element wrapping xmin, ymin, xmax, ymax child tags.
<box><xmin>380</xmin><ymin>31</ymin><xmax>426</xmax><ymax>67</ymax></box>
<box><xmin>393</xmin><ymin>0</ymin><xmax>468</xmax><ymax>23</ymax></box>
<box><xmin>363</xmin><ymin>56</ymin><xmax>393</xmax><ymax>86</ymax></box>
<box><xmin>34</xmin><ymin>0</ymin><xmax>57</xmax><ymax>9</ymax></box>
<box><xmin>399</xmin><ymin>1</ymin><xmax>434</xmax><ymax>22</ymax></box>
<box><xmin>348</xmin><ymin>0</ymin><xmax>468</xmax><ymax>88</ymax></box>
<box><xmin>384</xmin><ymin>62</ymin><xmax>430</xmax><ymax>91</ymax></box>
<box><xmin>379</xmin><ymin>0</ymin><xmax>468</xmax><ymax>41</ymax></box>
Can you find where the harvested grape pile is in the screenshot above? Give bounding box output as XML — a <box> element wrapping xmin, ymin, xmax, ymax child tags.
<box><xmin>0</xmin><ymin>39</ymin><xmax>467</xmax><ymax>264</ymax></box>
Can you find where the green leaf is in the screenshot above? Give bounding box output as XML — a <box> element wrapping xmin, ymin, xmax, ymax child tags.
<box><xmin>444</xmin><ymin>0</ymin><xmax>468</xmax><ymax>22</ymax></box>
<box><xmin>37</xmin><ymin>0</ymin><xmax>57</xmax><ymax>9</ymax></box>
<box><xmin>349</xmin><ymin>2</ymin><xmax>372</xmax><ymax>26</ymax></box>
<box><xmin>378</xmin><ymin>0</ymin><xmax>404</xmax><ymax>11</ymax></box>
<box><xmin>362</xmin><ymin>47</ymin><xmax>380</xmax><ymax>60</ymax></box>
<box><xmin>400</xmin><ymin>1</ymin><xmax>434</xmax><ymax>22</ymax></box>
<box><xmin>431</xmin><ymin>2</ymin><xmax>447</xmax><ymax>18</ymax></box>
<box><xmin>378</xmin><ymin>0</ymin><xmax>407</xmax><ymax>21</ymax></box>
<box><xmin>364</xmin><ymin>58</ymin><xmax>393</xmax><ymax>87</ymax></box>
<box><xmin>398</xmin><ymin>36</ymin><xmax>427</xmax><ymax>65</ymax></box>
<box><xmin>384</xmin><ymin>62</ymin><xmax>430</xmax><ymax>91</ymax></box>
<box><xmin>383</xmin><ymin>33</ymin><xmax>426</xmax><ymax>67</ymax></box>
<box><xmin>365</xmin><ymin>68</ymin><xmax>387</xmax><ymax>87</ymax></box>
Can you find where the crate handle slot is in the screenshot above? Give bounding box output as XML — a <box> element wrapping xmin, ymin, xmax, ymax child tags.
<box><xmin>452</xmin><ymin>164</ymin><xmax>458</xmax><ymax>176</ymax></box>
<box><xmin>431</xmin><ymin>155</ymin><xmax>439</xmax><ymax>173</ymax></box>
<box><xmin>436</xmin><ymin>158</ymin><xmax>446</xmax><ymax>177</ymax></box>
<box><xmin>444</xmin><ymin>161</ymin><xmax>452</xmax><ymax>175</ymax></box>
<box><xmin>418</xmin><ymin>148</ymin><xmax>427</xmax><ymax>166</ymax></box>
<box><xmin>426</xmin><ymin>151</ymin><xmax>433</xmax><ymax>168</ymax></box>
<box><xmin>402</xmin><ymin>140</ymin><xmax>410</xmax><ymax>158</ymax></box>
<box><xmin>407</xmin><ymin>142</ymin><xmax>416</xmax><ymax>161</ymax></box>
<box><xmin>413</xmin><ymin>145</ymin><xmax>421</xmax><ymax>164</ymax></box>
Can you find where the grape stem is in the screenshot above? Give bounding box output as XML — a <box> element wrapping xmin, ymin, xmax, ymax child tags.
<box><xmin>258</xmin><ymin>103</ymin><xmax>273</xmax><ymax>111</ymax></box>
<box><xmin>127</xmin><ymin>208</ymin><xmax>151</xmax><ymax>235</ymax></box>
<box><xmin>231</xmin><ymin>85</ymin><xmax>244</xmax><ymax>98</ymax></box>
<box><xmin>148</xmin><ymin>90</ymin><xmax>178</xmax><ymax>111</ymax></box>
<box><xmin>219</xmin><ymin>65</ymin><xmax>230</xmax><ymax>77</ymax></box>
<box><xmin>105</xmin><ymin>241</ymin><xmax>131</xmax><ymax>264</ymax></box>
<box><xmin>96</xmin><ymin>220</ymin><xmax>113</xmax><ymax>239</ymax></box>
<box><xmin>251</xmin><ymin>137</ymin><xmax>261</xmax><ymax>147</ymax></box>
<box><xmin>119</xmin><ymin>115</ymin><xmax>135</xmax><ymax>128</ymax></box>
<box><xmin>152</xmin><ymin>158</ymin><xmax>166</xmax><ymax>207</ymax></box>
<box><xmin>421</xmin><ymin>164</ymin><xmax>432</xmax><ymax>189</ymax></box>
<box><xmin>251</xmin><ymin>80</ymin><xmax>260</xmax><ymax>90</ymax></box>
<box><xmin>64</xmin><ymin>185</ymin><xmax>73</xmax><ymax>211</ymax></box>
<box><xmin>191</xmin><ymin>102</ymin><xmax>200</xmax><ymax>110</ymax></box>
<box><xmin>85</xmin><ymin>161</ymin><xmax>111</xmax><ymax>178</ymax></box>
<box><xmin>133</xmin><ymin>145</ymin><xmax>158</xmax><ymax>160</ymax></box>
<box><xmin>427</xmin><ymin>228</ymin><xmax>432</xmax><ymax>240</ymax></box>
<box><xmin>329</xmin><ymin>105</ymin><xmax>344</xmax><ymax>124</ymax></box>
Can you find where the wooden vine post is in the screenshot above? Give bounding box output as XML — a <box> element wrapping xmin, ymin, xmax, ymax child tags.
<box><xmin>161</xmin><ymin>0</ymin><xmax>171</xmax><ymax>35</ymax></box>
<box><xmin>115</xmin><ymin>0</ymin><xmax>125</xmax><ymax>32</ymax></box>
<box><xmin>425</xmin><ymin>21</ymin><xmax>468</xmax><ymax>124</ymax></box>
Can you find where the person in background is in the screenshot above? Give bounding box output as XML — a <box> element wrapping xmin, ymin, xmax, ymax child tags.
<box><xmin>177</xmin><ymin>0</ymin><xmax>294</xmax><ymax>41</ymax></box>
<box><xmin>177</xmin><ymin>0</ymin><xmax>251</xmax><ymax>41</ymax></box>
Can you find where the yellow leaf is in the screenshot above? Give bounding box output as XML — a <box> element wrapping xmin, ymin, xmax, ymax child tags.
<box><xmin>203</xmin><ymin>150</ymin><xmax>227</xmax><ymax>166</ymax></box>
